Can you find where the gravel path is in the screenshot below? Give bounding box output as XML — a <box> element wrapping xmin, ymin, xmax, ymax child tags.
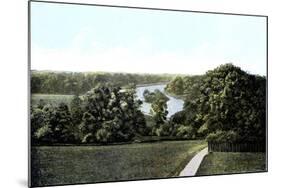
<box><xmin>179</xmin><ymin>147</ymin><xmax>208</xmax><ymax>176</ymax></box>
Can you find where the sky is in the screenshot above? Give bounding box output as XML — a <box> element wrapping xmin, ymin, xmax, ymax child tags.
<box><xmin>30</xmin><ymin>2</ymin><xmax>267</xmax><ymax>76</ymax></box>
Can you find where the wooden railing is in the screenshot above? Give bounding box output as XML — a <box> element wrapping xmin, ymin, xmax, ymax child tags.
<box><xmin>208</xmin><ymin>142</ymin><xmax>266</xmax><ymax>152</ymax></box>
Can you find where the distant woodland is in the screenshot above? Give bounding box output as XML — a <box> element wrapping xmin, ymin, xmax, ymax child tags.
<box><xmin>31</xmin><ymin>71</ymin><xmax>174</xmax><ymax>94</ymax></box>
<box><xmin>31</xmin><ymin>64</ymin><xmax>266</xmax><ymax>147</ymax></box>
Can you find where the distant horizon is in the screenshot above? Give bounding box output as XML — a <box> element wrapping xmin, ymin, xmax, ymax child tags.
<box><xmin>30</xmin><ymin>62</ymin><xmax>266</xmax><ymax>77</ymax></box>
<box><xmin>31</xmin><ymin>2</ymin><xmax>267</xmax><ymax>76</ymax></box>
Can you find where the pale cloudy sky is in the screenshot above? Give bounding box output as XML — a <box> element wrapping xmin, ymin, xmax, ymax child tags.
<box><xmin>31</xmin><ymin>2</ymin><xmax>267</xmax><ymax>75</ymax></box>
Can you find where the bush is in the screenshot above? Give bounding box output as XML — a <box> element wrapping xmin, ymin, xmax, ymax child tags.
<box><xmin>206</xmin><ymin>130</ymin><xmax>240</xmax><ymax>143</ymax></box>
<box><xmin>176</xmin><ymin>125</ymin><xmax>194</xmax><ymax>139</ymax></box>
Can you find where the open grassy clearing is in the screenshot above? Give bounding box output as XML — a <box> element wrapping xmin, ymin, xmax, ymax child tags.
<box><xmin>31</xmin><ymin>140</ymin><xmax>207</xmax><ymax>187</ymax></box>
<box><xmin>196</xmin><ymin>152</ymin><xmax>266</xmax><ymax>176</ymax></box>
<box><xmin>31</xmin><ymin>94</ymin><xmax>75</xmax><ymax>106</ymax></box>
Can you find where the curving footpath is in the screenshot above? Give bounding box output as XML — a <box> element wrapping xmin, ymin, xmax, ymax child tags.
<box><xmin>179</xmin><ymin>147</ymin><xmax>208</xmax><ymax>177</ymax></box>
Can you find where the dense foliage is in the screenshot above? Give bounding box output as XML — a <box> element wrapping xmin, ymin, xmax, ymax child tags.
<box><xmin>169</xmin><ymin>101</ymin><xmax>201</xmax><ymax>139</ymax></box>
<box><xmin>31</xmin><ymin>64</ymin><xmax>266</xmax><ymax>145</ymax></box>
<box><xmin>165</xmin><ymin>75</ymin><xmax>204</xmax><ymax>101</ymax></box>
<box><xmin>79</xmin><ymin>86</ymin><xmax>146</xmax><ymax>143</ymax></box>
<box><xmin>31</xmin><ymin>103</ymin><xmax>76</xmax><ymax>144</ymax></box>
<box><xmin>165</xmin><ymin>64</ymin><xmax>266</xmax><ymax>144</ymax></box>
<box><xmin>196</xmin><ymin>64</ymin><xmax>266</xmax><ymax>143</ymax></box>
<box><xmin>31</xmin><ymin>71</ymin><xmax>173</xmax><ymax>95</ymax></box>
<box><xmin>31</xmin><ymin>86</ymin><xmax>147</xmax><ymax>144</ymax></box>
<box><xmin>150</xmin><ymin>98</ymin><xmax>169</xmax><ymax>136</ymax></box>
<box><xmin>143</xmin><ymin>89</ymin><xmax>169</xmax><ymax>103</ymax></box>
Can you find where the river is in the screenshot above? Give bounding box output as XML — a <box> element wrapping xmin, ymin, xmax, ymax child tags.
<box><xmin>135</xmin><ymin>84</ymin><xmax>184</xmax><ymax>118</ymax></box>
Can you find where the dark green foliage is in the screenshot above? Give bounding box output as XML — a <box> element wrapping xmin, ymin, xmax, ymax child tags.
<box><xmin>166</xmin><ymin>63</ymin><xmax>266</xmax><ymax>143</ymax></box>
<box><xmin>32</xmin><ymin>104</ymin><xmax>54</xmax><ymax>143</ymax></box>
<box><xmin>150</xmin><ymin>99</ymin><xmax>169</xmax><ymax>136</ymax></box>
<box><xmin>36</xmin><ymin>99</ymin><xmax>46</xmax><ymax>109</ymax></box>
<box><xmin>32</xmin><ymin>103</ymin><xmax>76</xmax><ymax>144</ymax></box>
<box><xmin>165</xmin><ymin>77</ymin><xmax>203</xmax><ymax>138</ymax></box>
<box><xmin>31</xmin><ymin>85</ymin><xmax>147</xmax><ymax>145</ymax></box>
<box><xmin>196</xmin><ymin>64</ymin><xmax>266</xmax><ymax>143</ymax></box>
<box><xmin>169</xmin><ymin>101</ymin><xmax>200</xmax><ymax>139</ymax></box>
<box><xmin>30</xmin><ymin>64</ymin><xmax>266</xmax><ymax>145</ymax></box>
<box><xmin>79</xmin><ymin>86</ymin><xmax>146</xmax><ymax>143</ymax></box>
<box><xmin>174</xmin><ymin>125</ymin><xmax>194</xmax><ymax>139</ymax></box>
<box><xmin>206</xmin><ymin>130</ymin><xmax>240</xmax><ymax>143</ymax></box>
<box><xmin>31</xmin><ymin>107</ymin><xmax>45</xmax><ymax>144</ymax></box>
<box><xmin>49</xmin><ymin>103</ymin><xmax>75</xmax><ymax>143</ymax></box>
<box><xmin>143</xmin><ymin>89</ymin><xmax>169</xmax><ymax>103</ymax></box>
<box><xmin>70</xmin><ymin>95</ymin><xmax>83</xmax><ymax>127</ymax></box>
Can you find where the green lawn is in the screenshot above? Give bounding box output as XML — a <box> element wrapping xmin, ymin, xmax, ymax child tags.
<box><xmin>31</xmin><ymin>140</ymin><xmax>207</xmax><ymax>187</ymax></box>
<box><xmin>31</xmin><ymin>94</ymin><xmax>75</xmax><ymax>106</ymax></box>
<box><xmin>196</xmin><ymin>152</ymin><xmax>267</xmax><ymax>176</ymax></box>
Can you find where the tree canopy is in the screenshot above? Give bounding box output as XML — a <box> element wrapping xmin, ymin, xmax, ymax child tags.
<box><xmin>30</xmin><ymin>64</ymin><xmax>266</xmax><ymax>145</ymax></box>
<box><xmin>196</xmin><ymin>64</ymin><xmax>266</xmax><ymax>143</ymax></box>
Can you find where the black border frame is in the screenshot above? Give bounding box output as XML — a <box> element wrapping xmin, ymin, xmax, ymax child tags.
<box><xmin>28</xmin><ymin>0</ymin><xmax>268</xmax><ymax>187</ymax></box>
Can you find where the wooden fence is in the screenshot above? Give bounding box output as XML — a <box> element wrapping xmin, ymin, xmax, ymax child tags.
<box><xmin>208</xmin><ymin>142</ymin><xmax>266</xmax><ymax>152</ymax></box>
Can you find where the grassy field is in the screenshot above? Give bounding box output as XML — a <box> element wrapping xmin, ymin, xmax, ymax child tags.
<box><xmin>196</xmin><ymin>152</ymin><xmax>267</xmax><ymax>176</ymax></box>
<box><xmin>31</xmin><ymin>140</ymin><xmax>207</xmax><ymax>187</ymax></box>
<box><xmin>31</xmin><ymin>94</ymin><xmax>75</xmax><ymax>106</ymax></box>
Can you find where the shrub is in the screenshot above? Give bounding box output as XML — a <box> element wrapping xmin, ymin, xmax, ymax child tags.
<box><xmin>206</xmin><ymin>130</ymin><xmax>240</xmax><ymax>143</ymax></box>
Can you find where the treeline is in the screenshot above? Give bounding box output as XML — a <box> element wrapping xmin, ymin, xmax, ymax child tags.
<box><xmin>31</xmin><ymin>86</ymin><xmax>198</xmax><ymax>145</ymax></box>
<box><xmin>31</xmin><ymin>86</ymin><xmax>147</xmax><ymax>144</ymax></box>
<box><xmin>31</xmin><ymin>86</ymin><xmax>194</xmax><ymax>145</ymax></box>
<box><xmin>165</xmin><ymin>63</ymin><xmax>266</xmax><ymax>145</ymax></box>
<box><xmin>31</xmin><ymin>71</ymin><xmax>174</xmax><ymax>95</ymax></box>
<box><xmin>31</xmin><ymin>64</ymin><xmax>266</xmax><ymax>146</ymax></box>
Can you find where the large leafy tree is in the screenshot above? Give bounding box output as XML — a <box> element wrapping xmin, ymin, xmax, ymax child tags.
<box><xmin>33</xmin><ymin>103</ymin><xmax>75</xmax><ymax>144</ymax></box>
<box><xmin>79</xmin><ymin>86</ymin><xmax>146</xmax><ymax>143</ymax></box>
<box><xmin>196</xmin><ymin>64</ymin><xmax>266</xmax><ymax>143</ymax></box>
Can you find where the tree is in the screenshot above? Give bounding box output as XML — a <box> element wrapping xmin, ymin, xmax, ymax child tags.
<box><xmin>34</xmin><ymin>103</ymin><xmax>75</xmax><ymax>144</ymax></box>
<box><xmin>165</xmin><ymin>76</ymin><xmax>184</xmax><ymax>95</ymax></box>
<box><xmin>31</xmin><ymin>107</ymin><xmax>45</xmax><ymax>144</ymax></box>
<box><xmin>51</xmin><ymin>103</ymin><xmax>75</xmax><ymax>143</ymax></box>
<box><xmin>33</xmin><ymin>104</ymin><xmax>54</xmax><ymax>144</ymax></box>
<box><xmin>169</xmin><ymin>101</ymin><xmax>200</xmax><ymax>139</ymax></box>
<box><xmin>79</xmin><ymin>86</ymin><xmax>146</xmax><ymax>143</ymax></box>
<box><xmin>165</xmin><ymin>75</ymin><xmax>204</xmax><ymax>102</ymax></box>
<box><xmin>196</xmin><ymin>63</ymin><xmax>266</xmax><ymax>143</ymax></box>
<box><xmin>150</xmin><ymin>98</ymin><xmax>168</xmax><ymax>136</ymax></box>
<box><xmin>143</xmin><ymin>89</ymin><xmax>169</xmax><ymax>103</ymax></box>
